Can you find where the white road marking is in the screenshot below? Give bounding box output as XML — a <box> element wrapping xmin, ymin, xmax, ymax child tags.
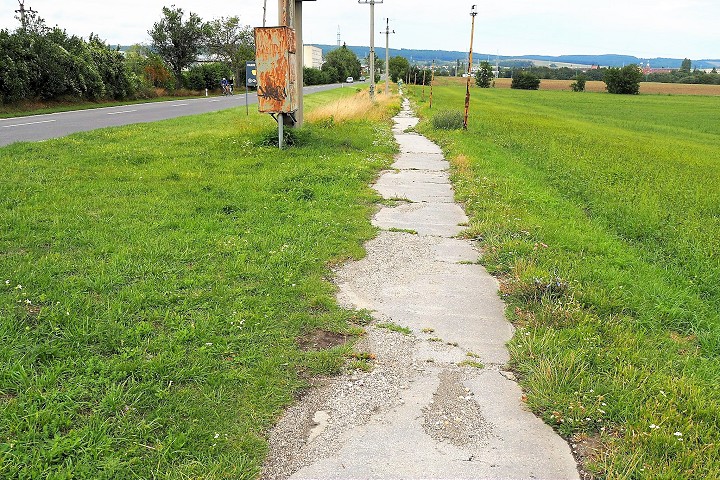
<box><xmin>2</xmin><ymin>119</ymin><xmax>56</xmax><ymax>128</ymax></box>
<box><xmin>171</xmin><ymin>103</ymin><xmax>189</xmax><ymax>107</ymax></box>
<box><xmin>107</xmin><ymin>110</ymin><xmax>138</xmax><ymax>115</ymax></box>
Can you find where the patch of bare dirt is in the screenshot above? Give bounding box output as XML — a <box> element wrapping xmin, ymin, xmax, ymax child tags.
<box><xmin>297</xmin><ymin>330</ymin><xmax>349</xmax><ymax>351</ymax></box>
<box><xmin>570</xmin><ymin>432</ymin><xmax>604</xmax><ymax>480</ymax></box>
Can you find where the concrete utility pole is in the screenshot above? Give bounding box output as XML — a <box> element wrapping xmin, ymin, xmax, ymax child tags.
<box><xmin>294</xmin><ymin>0</ymin><xmax>305</xmax><ymax>127</ymax></box>
<box><xmin>276</xmin><ymin>0</ymin><xmax>314</xmax><ymax>128</ymax></box>
<box><xmin>359</xmin><ymin>0</ymin><xmax>383</xmax><ymax>100</ymax></box>
<box><xmin>15</xmin><ymin>0</ymin><xmax>37</xmax><ymax>30</ymax></box>
<box><xmin>463</xmin><ymin>4</ymin><xmax>478</xmax><ymax>130</ymax></box>
<box><xmin>382</xmin><ymin>18</ymin><xmax>395</xmax><ymax>95</ymax></box>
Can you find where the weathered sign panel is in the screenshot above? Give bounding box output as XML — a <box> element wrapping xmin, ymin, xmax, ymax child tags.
<box><xmin>254</xmin><ymin>26</ymin><xmax>297</xmax><ymax>114</ymax></box>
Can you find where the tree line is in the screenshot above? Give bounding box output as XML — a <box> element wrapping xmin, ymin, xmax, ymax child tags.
<box><xmin>0</xmin><ymin>6</ymin><xmax>255</xmax><ymax>104</ymax></box>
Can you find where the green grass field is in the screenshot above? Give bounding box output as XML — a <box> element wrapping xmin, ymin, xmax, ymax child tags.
<box><xmin>412</xmin><ymin>86</ymin><xmax>720</xmax><ymax>478</ymax></box>
<box><xmin>0</xmin><ymin>88</ymin><xmax>398</xmax><ymax>478</ymax></box>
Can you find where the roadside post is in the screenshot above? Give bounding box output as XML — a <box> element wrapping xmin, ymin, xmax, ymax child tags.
<box><xmin>463</xmin><ymin>5</ymin><xmax>478</xmax><ymax>130</ymax></box>
<box><xmin>245</xmin><ymin>61</ymin><xmax>257</xmax><ymax>116</ymax></box>
<box><xmin>254</xmin><ymin>0</ymin><xmax>315</xmax><ymax>148</ymax></box>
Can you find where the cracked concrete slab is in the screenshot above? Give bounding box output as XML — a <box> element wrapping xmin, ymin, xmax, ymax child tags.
<box><xmin>261</xmin><ymin>98</ymin><xmax>580</xmax><ymax>480</ymax></box>
<box><xmin>374</xmin><ymin>170</ymin><xmax>456</xmax><ymax>203</ymax></box>
<box><xmin>373</xmin><ymin>202</ymin><xmax>467</xmax><ymax>237</ymax></box>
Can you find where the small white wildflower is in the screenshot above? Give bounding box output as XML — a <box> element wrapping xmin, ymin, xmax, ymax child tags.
<box><xmin>649</xmin><ymin>424</ymin><xmax>659</xmax><ymax>430</ymax></box>
<box><xmin>205</xmin><ymin>343</ymin><xmax>213</xmax><ymax>346</ymax></box>
<box><xmin>15</xmin><ymin>284</ymin><xmax>22</xmax><ymax>290</ymax></box>
<box><xmin>5</xmin><ymin>280</ymin><xmax>9</xmax><ymax>285</ymax></box>
<box><xmin>25</xmin><ymin>299</ymin><xmax>32</xmax><ymax>304</ymax></box>
<box><xmin>674</xmin><ymin>432</ymin><xmax>682</xmax><ymax>437</ymax></box>
<box><xmin>214</xmin><ymin>433</ymin><xmax>220</xmax><ymax>439</ymax></box>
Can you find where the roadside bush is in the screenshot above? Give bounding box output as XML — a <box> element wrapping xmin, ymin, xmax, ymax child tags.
<box><xmin>0</xmin><ymin>31</ymin><xmax>31</xmax><ymax>103</ymax></box>
<box><xmin>603</xmin><ymin>65</ymin><xmax>643</xmax><ymax>94</ymax></box>
<box><xmin>0</xmin><ymin>26</ymin><xmax>138</xmax><ymax>103</ymax></box>
<box><xmin>184</xmin><ymin>62</ymin><xmax>232</xmax><ymax>91</ymax></box>
<box><xmin>511</xmin><ymin>71</ymin><xmax>541</xmax><ymax>90</ymax></box>
<box><xmin>87</xmin><ymin>35</ymin><xmax>134</xmax><ymax>99</ymax></box>
<box><xmin>432</xmin><ymin>110</ymin><xmax>464</xmax><ymax>130</ymax></box>
<box><xmin>304</xmin><ymin>67</ymin><xmax>325</xmax><ymax>86</ymax></box>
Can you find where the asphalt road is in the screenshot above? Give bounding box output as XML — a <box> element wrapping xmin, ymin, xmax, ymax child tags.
<box><xmin>0</xmin><ymin>84</ymin><xmax>344</xmax><ymax>147</ymax></box>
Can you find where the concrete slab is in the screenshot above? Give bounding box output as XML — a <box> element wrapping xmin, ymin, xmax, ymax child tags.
<box><xmin>374</xmin><ymin>170</ymin><xmax>456</xmax><ymax>203</ymax></box>
<box><xmin>335</xmin><ymin>232</ymin><xmax>512</xmax><ymax>366</ymax></box>
<box><xmin>288</xmin><ymin>367</ymin><xmax>579</xmax><ymax>480</ymax></box>
<box><xmin>392</xmin><ymin>153</ymin><xmax>449</xmax><ymax>171</ymax></box>
<box><xmin>396</xmin><ymin>133</ymin><xmax>444</xmax><ymax>155</ymax></box>
<box><xmin>373</xmin><ymin>202</ymin><xmax>467</xmax><ymax>237</ymax></box>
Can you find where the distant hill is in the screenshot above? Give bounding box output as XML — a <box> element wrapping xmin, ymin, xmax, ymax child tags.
<box><xmin>312</xmin><ymin>44</ymin><xmax>720</xmax><ymax>69</ymax></box>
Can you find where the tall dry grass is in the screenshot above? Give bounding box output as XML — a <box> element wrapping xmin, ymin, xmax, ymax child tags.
<box><xmin>306</xmin><ymin>90</ymin><xmax>399</xmax><ymax>124</ymax></box>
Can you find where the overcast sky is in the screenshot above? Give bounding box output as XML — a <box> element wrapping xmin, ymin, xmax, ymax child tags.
<box><xmin>2</xmin><ymin>0</ymin><xmax>718</xmax><ymax>59</ymax></box>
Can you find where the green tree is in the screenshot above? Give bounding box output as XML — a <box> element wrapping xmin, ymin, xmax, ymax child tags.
<box><xmin>322</xmin><ymin>45</ymin><xmax>361</xmax><ymax>83</ymax></box>
<box><xmin>388</xmin><ymin>56</ymin><xmax>410</xmax><ymax>83</ymax></box>
<box><xmin>475</xmin><ymin>61</ymin><xmax>493</xmax><ymax>88</ymax></box>
<box><xmin>570</xmin><ymin>73</ymin><xmax>587</xmax><ymax>92</ymax></box>
<box><xmin>125</xmin><ymin>45</ymin><xmax>175</xmax><ymax>90</ymax></box>
<box><xmin>205</xmin><ymin>16</ymin><xmax>254</xmax><ymax>87</ymax></box>
<box><xmin>680</xmin><ymin>58</ymin><xmax>692</xmax><ymax>73</ymax></box>
<box><xmin>511</xmin><ymin>71</ymin><xmax>540</xmax><ymax>90</ymax></box>
<box><xmin>148</xmin><ymin>6</ymin><xmax>207</xmax><ymax>87</ymax></box>
<box><xmin>603</xmin><ymin>65</ymin><xmax>643</xmax><ymax>94</ymax></box>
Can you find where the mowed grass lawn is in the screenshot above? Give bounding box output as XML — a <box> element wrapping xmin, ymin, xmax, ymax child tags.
<box><xmin>0</xmin><ymin>88</ymin><xmax>398</xmax><ymax>478</ymax></box>
<box><xmin>413</xmin><ymin>86</ymin><xmax>720</xmax><ymax>478</ymax></box>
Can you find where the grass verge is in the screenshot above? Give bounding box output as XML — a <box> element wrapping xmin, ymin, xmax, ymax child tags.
<box><xmin>412</xmin><ymin>86</ymin><xmax>720</xmax><ymax>478</ymax></box>
<box><xmin>0</xmin><ymin>87</ymin><xmax>399</xmax><ymax>478</ymax></box>
<box><xmin>0</xmin><ymin>93</ymin><xmax>218</xmax><ymax>119</ymax></box>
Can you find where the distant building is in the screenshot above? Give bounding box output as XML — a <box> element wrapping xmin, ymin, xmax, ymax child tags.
<box><xmin>303</xmin><ymin>45</ymin><xmax>323</xmax><ymax>69</ymax></box>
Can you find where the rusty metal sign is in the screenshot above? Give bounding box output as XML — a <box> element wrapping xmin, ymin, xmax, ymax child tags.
<box><xmin>254</xmin><ymin>26</ymin><xmax>298</xmax><ymax>114</ymax></box>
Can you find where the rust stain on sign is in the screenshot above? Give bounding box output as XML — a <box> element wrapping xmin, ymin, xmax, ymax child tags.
<box><xmin>254</xmin><ymin>26</ymin><xmax>298</xmax><ymax>114</ymax></box>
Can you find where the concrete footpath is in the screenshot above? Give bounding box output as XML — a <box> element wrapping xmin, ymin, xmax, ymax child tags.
<box><xmin>261</xmin><ymin>99</ymin><xmax>580</xmax><ymax>479</ymax></box>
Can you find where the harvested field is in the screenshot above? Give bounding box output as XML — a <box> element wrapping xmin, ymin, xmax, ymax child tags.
<box><xmin>430</xmin><ymin>75</ymin><xmax>720</xmax><ymax>95</ymax></box>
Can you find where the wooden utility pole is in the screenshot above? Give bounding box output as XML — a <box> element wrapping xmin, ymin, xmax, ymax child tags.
<box><xmin>463</xmin><ymin>5</ymin><xmax>478</xmax><ymax>130</ymax></box>
<box><xmin>429</xmin><ymin>60</ymin><xmax>435</xmax><ymax>108</ymax></box>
